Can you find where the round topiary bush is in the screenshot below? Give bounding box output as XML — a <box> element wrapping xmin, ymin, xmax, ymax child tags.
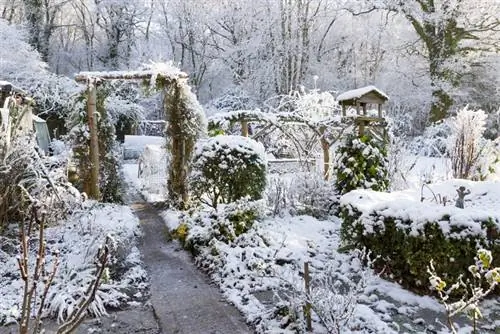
<box><xmin>190</xmin><ymin>135</ymin><xmax>267</xmax><ymax>207</ymax></box>
<box><xmin>333</xmin><ymin>134</ymin><xmax>389</xmax><ymax>195</ymax></box>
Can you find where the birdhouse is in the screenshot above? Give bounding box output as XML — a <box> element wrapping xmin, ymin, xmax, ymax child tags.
<box><xmin>337</xmin><ymin>85</ymin><xmax>389</xmax><ymax>119</ymax></box>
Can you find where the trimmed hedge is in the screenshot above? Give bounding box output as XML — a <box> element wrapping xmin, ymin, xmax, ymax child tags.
<box><xmin>190</xmin><ymin>135</ymin><xmax>267</xmax><ymax>208</ymax></box>
<box><xmin>340</xmin><ymin>198</ymin><xmax>499</xmax><ymax>295</ymax></box>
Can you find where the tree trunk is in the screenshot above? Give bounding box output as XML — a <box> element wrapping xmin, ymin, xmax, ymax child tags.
<box><xmin>320</xmin><ymin>126</ymin><xmax>330</xmax><ymax>180</ymax></box>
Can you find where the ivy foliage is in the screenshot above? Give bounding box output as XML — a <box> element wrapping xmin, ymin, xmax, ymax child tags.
<box><xmin>190</xmin><ymin>135</ymin><xmax>267</xmax><ymax>208</ymax></box>
<box><xmin>334</xmin><ymin>134</ymin><xmax>389</xmax><ymax>195</ymax></box>
<box><xmin>68</xmin><ymin>83</ymin><xmax>124</xmax><ymax>203</ymax></box>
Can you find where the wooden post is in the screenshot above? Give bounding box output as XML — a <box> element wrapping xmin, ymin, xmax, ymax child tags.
<box><xmin>378</xmin><ymin>104</ymin><xmax>382</xmax><ymax>118</ymax></box>
<box><xmin>304</xmin><ymin>262</ymin><xmax>312</xmax><ymax>332</ymax></box>
<box><xmin>319</xmin><ymin>126</ymin><xmax>330</xmax><ymax>180</ymax></box>
<box><xmin>241</xmin><ymin>120</ymin><xmax>249</xmax><ymax>137</ymax></box>
<box><xmin>87</xmin><ymin>80</ymin><xmax>100</xmax><ymax>200</ymax></box>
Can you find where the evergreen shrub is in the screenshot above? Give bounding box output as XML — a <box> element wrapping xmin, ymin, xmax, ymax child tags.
<box><xmin>190</xmin><ymin>135</ymin><xmax>267</xmax><ymax>208</ymax></box>
<box><xmin>334</xmin><ymin>134</ymin><xmax>389</xmax><ymax>195</ymax></box>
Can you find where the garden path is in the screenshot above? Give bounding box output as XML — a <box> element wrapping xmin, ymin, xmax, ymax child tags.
<box><xmin>129</xmin><ymin>193</ymin><xmax>252</xmax><ymax>334</ymax></box>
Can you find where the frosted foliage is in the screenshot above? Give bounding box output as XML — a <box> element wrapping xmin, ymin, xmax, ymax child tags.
<box><xmin>195</xmin><ymin>135</ymin><xmax>266</xmax><ymax>164</ymax></box>
<box><xmin>144</xmin><ymin>61</ymin><xmax>186</xmax><ymax>87</ymax></box>
<box><xmin>0</xmin><ymin>19</ymin><xmax>46</xmax><ymax>82</ymax></box>
<box><xmin>295</xmin><ymin>90</ymin><xmax>339</xmax><ymax>121</ymax></box>
<box><xmin>178</xmin><ymin>81</ymin><xmax>207</xmax><ymax>140</ymax></box>
<box><xmin>447</xmin><ymin>106</ymin><xmax>490</xmax><ymax>179</ymax></box>
<box><xmin>191</xmin><ymin>135</ymin><xmax>267</xmax><ymax>206</ymax></box>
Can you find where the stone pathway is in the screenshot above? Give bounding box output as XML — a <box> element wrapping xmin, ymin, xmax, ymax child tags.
<box><xmin>132</xmin><ymin>200</ymin><xmax>251</xmax><ymax>334</ymax></box>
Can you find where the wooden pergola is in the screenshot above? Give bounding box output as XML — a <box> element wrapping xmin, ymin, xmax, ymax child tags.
<box><xmin>74</xmin><ymin>67</ymin><xmax>188</xmax><ymax>201</ymax></box>
<box><xmin>208</xmin><ymin>109</ymin><xmax>351</xmax><ymax>180</ymax></box>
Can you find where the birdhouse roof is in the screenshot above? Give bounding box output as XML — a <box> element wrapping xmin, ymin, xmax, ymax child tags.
<box><xmin>337</xmin><ymin>85</ymin><xmax>388</xmax><ymax>102</ymax></box>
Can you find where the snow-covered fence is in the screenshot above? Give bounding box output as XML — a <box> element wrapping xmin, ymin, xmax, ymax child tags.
<box><xmin>267</xmin><ymin>158</ymin><xmax>317</xmax><ymax>174</ymax></box>
<box><xmin>137</xmin><ymin>144</ymin><xmax>168</xmax><ymax>196</ymax></box>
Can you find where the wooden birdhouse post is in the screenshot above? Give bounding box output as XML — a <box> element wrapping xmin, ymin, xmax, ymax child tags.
<box><xmin>337</xmin><ymin>85</ymin><xmax>388</xmax><ymax>138</ymax></box>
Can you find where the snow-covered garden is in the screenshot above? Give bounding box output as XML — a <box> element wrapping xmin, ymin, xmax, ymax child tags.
<box><xmin>126</xmin><ymin>88</ymin><xmax>500</xmax><ymax>333</ymax></box>
<box><xmin>1</xmin><ymin>3</ymin><xmax>500</xmax><ymax>333</ymax></box>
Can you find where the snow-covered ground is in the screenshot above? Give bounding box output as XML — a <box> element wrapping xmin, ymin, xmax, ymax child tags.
<box><xmin>0</xmin><ymin>203</ymin><xmax>147</xmax><ymax>326</ymax></box>
<box><xmin>121</xmin><ymin>153</ymin><xmax>499</xmax><ymax>334</ymax></box>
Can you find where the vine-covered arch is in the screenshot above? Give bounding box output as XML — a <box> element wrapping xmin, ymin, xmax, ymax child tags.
<box><xmin>74</xmin><ymin>63</ymin><xmax>205</xmax><ymax>207</ymax></box>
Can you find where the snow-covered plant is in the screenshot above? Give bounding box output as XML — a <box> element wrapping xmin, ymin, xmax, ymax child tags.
<box><xmin>174</xmin><ymin>198</ymin><xmax>266</xmax><ymax>251</ymax></box>
<box><xmin>16</xmin><ymin>202</ymin><xmax>114</xmax><ymax>334</ymax></box>
<box><xmin>163</xmin><ymin>76</ymin><xmax>207</xmax><ymax>209</ymax></box>
<box><xmin>67</xmin><ymin>86</ymin><xmax>124</xmax><ymax>203</ymax></box>
<box><xmin>190</xmin><ymin>135</ymin><xmax>267</xmax><ymax>208</ymax></box>
<box><xmin>447</xmin><ymin>106</ymin><xmax>491</xmax><ymax>180</ymax></box>
<box><xmin>408</xmin><ymin>121</ymin><xmax>451</xmax><ymax>157</ymax></box>
<box><xmin>288</xmin><ymin>172</ymin><xmax>339</xmax><ymax>218</ymax></box>
<box><xmin>307</xmin><ymin>249</ymin><xmax>375</xmax><ymax>334</ymax></box>
<box><xmin>267</xmin><ymin>173</ymin><xmax>338</xmax><ymax>219</ymax></box>
<box><xmin>387</xmin><ymin>135</ymin><xmax>417</xmax><ymax>191</ymax></box>
<box><xmin>428</xmin><ymin>249</ymin><xmax>500</xmax><ymax>334</ymax></box>
<box><xmin>333</xmin><ymin>134</ymin><xmax>389</xmax><ymax>195</ymax></box>
<box><xmin>268</xmin><ymin>249</ymin><xmax>375</xmax><ymax>333</ymax></box>
<box><xmin>0</xmin><ymin>134</ymin><xmax>80</xmax><ymax>231</ymax></box>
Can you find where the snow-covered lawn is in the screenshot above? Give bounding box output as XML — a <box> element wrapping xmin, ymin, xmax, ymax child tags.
<box><xmin>0</xmin><ymin>203</ymin><xmax>147</xmax><ymax>326</ymax></box>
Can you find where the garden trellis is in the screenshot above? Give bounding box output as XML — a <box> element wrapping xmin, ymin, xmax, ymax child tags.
<box><xmin>208</xmin><ymin>86</ymin><xmax>389</xmax><ymax>181</ymax></box>
<box><xmin>74</xmin><ymin>63</ymin><xmax>202</xmax><ymax>207</ymax></box>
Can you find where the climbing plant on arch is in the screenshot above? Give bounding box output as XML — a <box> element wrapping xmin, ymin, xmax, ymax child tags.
<box><xmin>74</xmin><ymin>62</ymin><xmax>206</xmax><ymax>207</ymax></box>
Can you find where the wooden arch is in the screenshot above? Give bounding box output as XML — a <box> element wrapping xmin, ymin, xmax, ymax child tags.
<box><xmin>74</xmin><ymin>67</ymin><xmax>189</xmax><ymax>202</ymax></box>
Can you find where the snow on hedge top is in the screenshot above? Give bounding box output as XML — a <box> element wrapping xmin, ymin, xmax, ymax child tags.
<box><xmin>337</xmin><ymin>85</ymin><xmax>389</xmax><ymax>101</ymax></box>
<box><xmin>341</xmin><ymin>179</ymin><xmax>500</xmax><ymax>238</ymax></box>
<box><xmin>195</xmin><ymin>135</ymin><xmax>266</xmax><ymax>164</ymax></box>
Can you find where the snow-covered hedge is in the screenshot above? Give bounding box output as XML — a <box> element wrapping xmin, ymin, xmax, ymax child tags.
<box><xmin>339</xmin><ymin>180</ymin><xmax>500</xmax><ymax>294</ymax></box>
<box><xmin>190</xmin><ymin>135</ymin><xmax>267</xmax><ymax>207</ymax></box>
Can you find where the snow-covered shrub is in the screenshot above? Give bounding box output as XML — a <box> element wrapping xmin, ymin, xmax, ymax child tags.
<box><xmin>428</xmin><ymin>249</ymin><xmax>500</xmax><ymax>333</ymax></box>
<box><xmin>387</xmin><ymin>135</ymin><xmax>418</xmax><ymax>191</ymax></box>
<box><xmin>307</xmin><ymin>249</ymin><xmax>375</xmax><ymax>334</ymax></box>
<box><xmin>190</xmin><ymin>135</ymin><xmax>267</xmax><ymax>208</ymax></box>
<box><xmin>267</xmin><ymin>173</ymin><xmax>339</xmax><ymax>219</ymax></box>
<box><xmin>339</xmin><ymin>183</ymin><xmax>500</xmax><ymax>295</ymax></box>
<box><xmin>333</xmin><ymin>134</ymin><xmax>389</xmax><ymax>195</ymax></box>
<box><xmin>447</xmin><ymin>106</ymin><xmax>496</xmax><ymax>180</ymax></box>
<box><xmin>408</xmin><ymin>121</ymin><xmax>451</xmax><ymax>157</ymax></box>
<box><xmin>173</xmin><ymin>198</ymin><xmax>266</xmax><ymax>253</ymax></box>
<box><xmin>0</xmin><ymin>134</ymin><xmax>80</xmax><ymax>231</ymax></box>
